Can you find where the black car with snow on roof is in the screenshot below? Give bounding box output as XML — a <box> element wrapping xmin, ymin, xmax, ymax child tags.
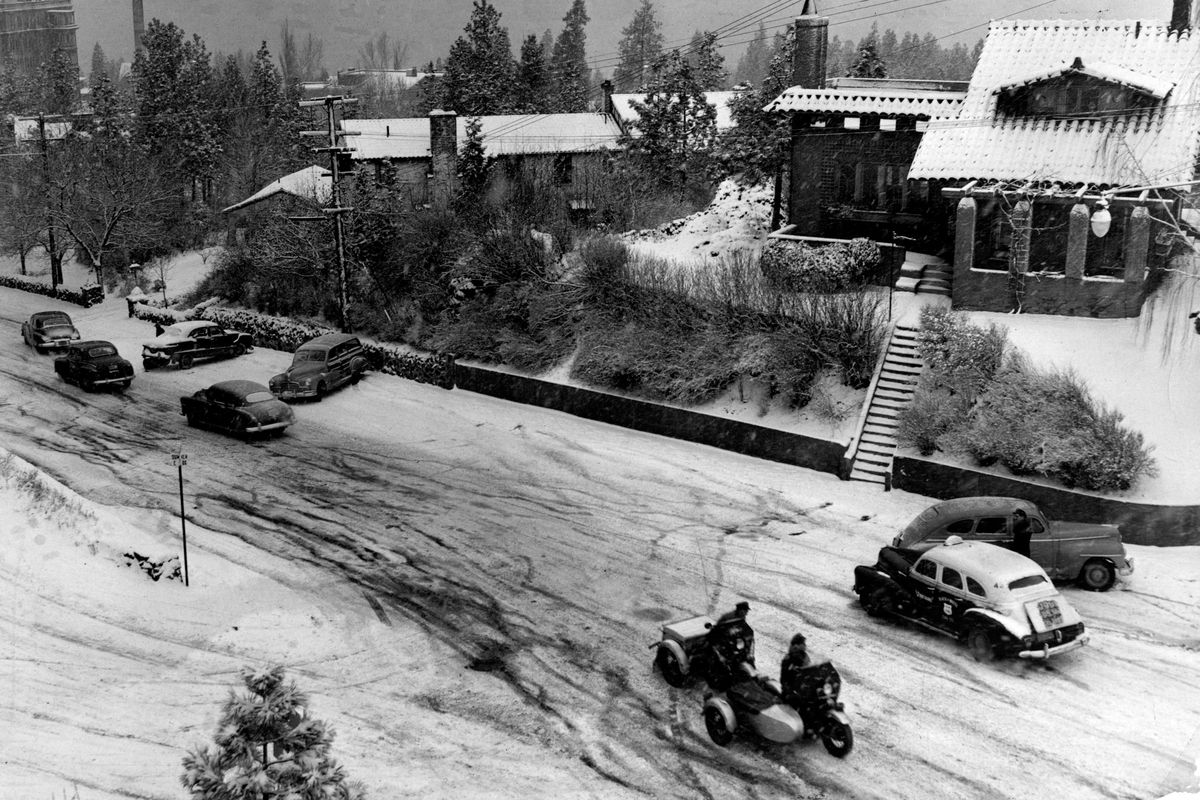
<box><xmin>853</xmin><ymin>537</ymin><xmax>1089</xmax><ymax>662</ymax></box>
<box><xmin>142</xmin><ymin>320</ymin><xmax>253</xmax><ymax>370</ymax></box>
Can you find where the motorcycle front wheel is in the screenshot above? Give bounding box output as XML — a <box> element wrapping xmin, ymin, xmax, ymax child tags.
<box><xmin>822</xmin><ymin>719</ymin><xmax>853</xmax><ymax>757</ymax></box>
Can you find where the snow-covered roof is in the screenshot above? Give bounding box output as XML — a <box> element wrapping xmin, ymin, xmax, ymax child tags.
<box><xmin>610</xmin><ymin>90</ymin><xmax>738</xmax><ymax>132</ymax></box>
<box><xmin>764</xmin><ymin>85</ymin><xmax>965</xmax><ymax>118</ymax></box>
<box><xmin>340</xmin><ymin>114</ymin><xmax>624</xmax><ymax>161</ymax></box>
<box><xmin>993</xmin><ymin>57</ymin><xmax>1176</xmax><ymax>100</ymax></box>
<box><xmin>222</xmin><ymin>166</ymin><xmax>333</xmax><ymax>213</ymax></box>
<box><xmin>12</xmin><ymin>116</ymin><xmax>71</xmax><ymax>143</ymax></box>
<box><xmin>909</xmin><ymin>19</ymin><xmax>1200</xmax><ymax>187</ymax></box>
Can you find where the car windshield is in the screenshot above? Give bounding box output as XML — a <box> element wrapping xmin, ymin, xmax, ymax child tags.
<box><xmin>86</xmin><ymin>345</ymin><xmax>117</xmax><ymax>357</ymax></box>
<box><xmin>243</xmin><ymin>391</ymin><xmax>275</xmax><ymax>405</ymax></box>
<box><xmin>293</xmin><ymin>348</ymin><xmax>325</xmax><ymax>363</ymax></box>
<box><xmin>1008</xmin><ymin>574</ymin><xmax>1048</xmax><ymax>591</ymax></box>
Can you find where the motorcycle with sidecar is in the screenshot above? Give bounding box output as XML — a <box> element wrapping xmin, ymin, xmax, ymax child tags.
<box><xmin>652</xmin><ymin>605</ymin><xmax>853</xmax><ymax>756</ymax></box>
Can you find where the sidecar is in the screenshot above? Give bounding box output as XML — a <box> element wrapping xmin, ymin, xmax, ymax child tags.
<box><xmin>702</xmin><ymin>677</ymin><xmax>804</xmax><ymax>746</ymax></box>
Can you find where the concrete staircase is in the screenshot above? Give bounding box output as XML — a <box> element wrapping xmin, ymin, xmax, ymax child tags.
<box><xmin>845</xmin><ymin>324</ymin><xmax>922</xmax><ymax>485</ymax></box>
<box><xmin>894</xmin><ymin>252</ymin><xmax>952</xmax><ymax>297</ymax></box>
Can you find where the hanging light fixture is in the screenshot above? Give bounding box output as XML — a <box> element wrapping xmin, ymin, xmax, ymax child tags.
<box><xmin>1090</xmin><ymin>198</ymin><xmax>1112</xmax><ymax>238</ymax></box>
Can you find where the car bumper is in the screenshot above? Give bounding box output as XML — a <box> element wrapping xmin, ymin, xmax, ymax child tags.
<box><xmin>39</xmin><ymin>339</ymin><xmax>75</xmax><ymax>350</ymax></box>
<box><xmin>1017</xmin><ymin>632</ymin><xmax>1089</xmax><ymax>659</ymax></box>
<box><xmin>245</xmin><ymin>420</ymin><xmax>292</xmax><ymax>434</ymax></box>
<box><xmin>91</xmin><ymin>375</ymin><xmax>132</xmax><ymax>385</ymax></box>
<box><xmin>142</xmin><ymin>350</ymin><xmax>172</xmax><ymax>366</ymax></box>
<box><xmin>1119</xmin><ymin>557</ymin><xmax>1134</xmax><ymax>577</ymax></box>
<box><xmin>271</xmin><ymin>386</ymin><xmax>317</xmax><ymax>400</ymax></box>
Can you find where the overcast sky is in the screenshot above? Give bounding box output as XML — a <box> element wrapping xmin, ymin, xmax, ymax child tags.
<box><xmin>76</xmin><ymin>0</ymin><xmax>1173</xmax><ymax>74</ymax></box>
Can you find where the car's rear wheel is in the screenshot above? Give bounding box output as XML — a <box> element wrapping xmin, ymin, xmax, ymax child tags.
<box><xmin>177</xmin><ymin>353</ymin><xmax>194</xmax><ymax>370</ymax></box>
<box><xmin>655</xmin><ymin>645</ymin><xmax>687</xmax><ymax>688</ymax></box>
<box><xmin>968</xmin><ymin>626</ymin><xmax>996</xmax><ymax>663</ymax></box>
<box><xmin>1079</xmin><ymin>559</ymin><xmax>1116</xmax><ymax>592</ymax></box>
<box><xmin>231</xmin><ymin>343</ymin><xmax>246</xmax><ymax>357</ymax></box>
<box><xmin>350</xmin><ymin>369</ymin><xmax>363</xmax><ymax>385</ymax></box>
<box><xmin>822</xmin><ymin>720</ymin><xmax>854</xmax><ymax>758</ymax></box>
<box><xmin>863</xmin><ymin>587</ymin><xmax>892</xmax><ymax>618</ymax></box>
<box><xmin>704</xmin><ymin>706</ymin><xmax>734</xmax><ymax>747</ymax></box>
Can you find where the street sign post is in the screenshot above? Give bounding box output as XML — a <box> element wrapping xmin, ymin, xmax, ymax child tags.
<box><xmin>172</xmin><ymin>453</ymin><xmax>189</xmax><ymax>586</ymax></box>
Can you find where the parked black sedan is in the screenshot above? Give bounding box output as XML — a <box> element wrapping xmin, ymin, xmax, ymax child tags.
<box><xmin>22</xmin><ymin>310</ymin><xmax>81</xmax><ymax>353</ymax></box>
<box><xmin>54</xmin><ymin>340</ymin><xmax>134</xmax><ymax>391</ymax></box>
<box><xmin>180</xmin><ymin>380</ymin><xmax>295</xmax><ymax>439</ymax></box>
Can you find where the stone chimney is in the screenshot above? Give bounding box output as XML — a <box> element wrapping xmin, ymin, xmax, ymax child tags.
<box><xmin>1170</xmin><ymin>0</ymin><xmax>1193</xmax><ymax>33</ymax></box>
<box><xmin>132</xmin><ymin>0</ymin><xmax>145</xmax><ymax>54</ymax></box>
<box><xmin>601</xmin><ymin>79</ymin><xmax>615</xmax><ymax>117</ymax></box>
<box><xmin>428</xmin><ymin>109</ymin><xmax>458</xmax><ymax>208</ymax></box>
<box><xmin>791</xmin><ymin>0</ymin><xmax>828</xmax><ymax>89</ymax></box>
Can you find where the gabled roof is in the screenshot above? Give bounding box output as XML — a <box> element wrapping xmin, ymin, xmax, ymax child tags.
<box><xmin>994</xmin><ymin>56</ymin><xmax>1175</xmax><ymax>100</ymax></box>
<box><xmin>910</xmin><ymin>19</ymin><xmax>1200</xmax><ymax>187</ymax></box>
<box><xmin>610</xmin><ymin>91</ymin><xmax>738</xmax><ymax>132</ymax></box>
<box><xmin>764</xmin><ymin>84</ymin><xmax>966</xmax><ymax>118</ymax></box>
<box><xmin>222</xmin><ymin>166</ymin><xmax>332</xmax><ymax>213</ymax></box>
<box><xmin>340</xmin><ymin>114</ymin><xmax>623</xmax><ymax>161</ymax></box>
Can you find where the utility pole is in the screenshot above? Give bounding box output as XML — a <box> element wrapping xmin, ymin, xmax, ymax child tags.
<box><xmin>299</xmin><ymin>96</ymin><xmax>357</xmax><ymax>333</ymax></box>
<box><xmin>37</xmin><ymin>114</ymin><xmax>63</xmax><ymax>289</ymax></box>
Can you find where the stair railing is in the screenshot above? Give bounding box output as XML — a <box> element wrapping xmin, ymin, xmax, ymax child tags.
<box><xmin>841</xmin><ymin>320</ymin><xmax>897</xmax><ymax>480</ymax></box>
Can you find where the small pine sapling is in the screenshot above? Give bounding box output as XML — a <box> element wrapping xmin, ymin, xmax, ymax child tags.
<box><xmin>181</xmin><ymin>665</ymin><xmax>365</xmax><ymax>800</ymax></box>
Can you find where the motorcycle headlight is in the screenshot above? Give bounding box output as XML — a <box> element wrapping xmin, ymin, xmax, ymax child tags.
<box><xmin>822</xmin><ymin>681</ymin><xmax>834</xmax><ymax>696</ymax></box>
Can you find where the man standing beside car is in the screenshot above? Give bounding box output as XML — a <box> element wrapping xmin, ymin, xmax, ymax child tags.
<box><xmin>1011</xmin><ymin>508</ymin><xmax>1033</xmax><ymax>558</ymax></box>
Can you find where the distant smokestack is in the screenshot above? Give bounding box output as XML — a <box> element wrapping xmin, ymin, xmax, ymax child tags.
<box><xmin>133</xmin><ymin>0</ymin><xmax>145</xmax><ymax>54</ymax></box>
<box><xmin>1170</xmin><ymin>0</ymin><xmax>1193</xmax><ymax>33</ymax></box>
<box><xmin>791</xmin><ymin>0</ymin><xmax>828</xmax><ymax>89</ymax></box>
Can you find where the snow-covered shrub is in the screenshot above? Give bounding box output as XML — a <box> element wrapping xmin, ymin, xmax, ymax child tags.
<box><xmin>759</xmin><ymin>237</ymin><xmax>880</xmax><ymax>293</ymax></box>
<box><xmin>181</xmin><ymin>665</ymin><xmax>366</xmax><ymax>800</ymax></box>
<box><xmin>0</xmin><ymin>274</ymin><xmax>103</xmax><ymax>307</ymax></box>
<box><xmin>1054</xmin><ymin>407</ymin><xmax>1158</xmax><ymax>491</ymax></box>
<box><xmin>896</xmin><ymin>382</ymin><xmax>969</xmax><ymax>456</ymax></box>
<box><xmin>917</xmin><ymin>306</ymin><xmax>1008</xmax><ymax>400</ymax></box>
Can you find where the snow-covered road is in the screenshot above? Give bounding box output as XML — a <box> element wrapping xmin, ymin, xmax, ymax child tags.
<box><xmin>1</xmin><ymin>287</ymin><xmax>1198</xmax><ymax>800</ymax></box>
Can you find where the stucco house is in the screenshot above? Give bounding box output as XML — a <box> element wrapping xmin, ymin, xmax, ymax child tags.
<box><xmin>337</xmin><ymin>111</ymin><xmax>624</xmax><ymax>214</ymax></box>
<box><xmin>908</xmin><ymin>0</ymin><xmax>1200</xmax><ymax>317</ymax></box>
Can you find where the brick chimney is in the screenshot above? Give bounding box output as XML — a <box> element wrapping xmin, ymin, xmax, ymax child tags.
<box><xmin>601</xmin><ymin>79</ymin><xmax>614</xmax><ymax>117</ymax></box>
<box><xmin>1170</xmin><ymin>0</ymin><xmax>1193</xmax><ymax>33</ymax></box>
<box><xmin>791</xmin><ymin>0</ymin><xmax>828</xmax><ymax>89</ymax></box>
<box><xmin>428</xmin><ymin>109</ymin><xmax>458</xmax><ymax>208</ymax></box>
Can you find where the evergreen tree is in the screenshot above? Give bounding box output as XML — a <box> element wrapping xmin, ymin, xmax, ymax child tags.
<box><xmin>732</xmin><ymin>22</ymin><xmax>769</xmax><ymax>88</ymax></box>
<box><xmin>613</xmin><ymin>0</ymin><xmax>664</xmax><ymax>92</ymax></box>
<box><xmin>456</xmin><ymin>116</ymin><xmax>493</xmax><ymax>213</ymax></box>
<box><xmin>879</xmin><ymin>28</ymin><xmax>898</xmax><ymax>72</ymax></box>
<box><xmin>515</xmin><ymin>34</ymin><xmax>550</xmax><ymax>112</ymax></box>
<box><xmin>439</xmin><ymin>0</ymin><xmax>516</xmax><ymax>115</ymax></box>
<box><xmin>620</xmin><ymin>48</ymin><xmax>717</xmax><ymax>197</ymax></box>
<box><xmin>715</xmin><ymin>23</ymin><xmax>794</xmax><ymax>183</ymax></box>
<box><xmin>132</xmin><ymin>20</ymin><xmax>222</xmax><ymax>200</ymax></box>
<box><xmin>687</xmin><ymin>31</ymin><xmax>726</xmax><ymax>91</ymax></box>
<box><xmin>848</xmin><ymin>39</ymin><xmax>887</xmax><ymax>78</ymax></box>
<box><xmin>549</xmin><ymin>0</ymin><xmax>590</xmax><ymax>112</ymax></box>
<box><xmin>90</xmin><ymin>43</ymin><xmax>108</xmax><ymax>87</ymax></box>
<box><xmin>38</xmin><ymin>48</ymin><xmax>79</xmax><ymax>115</ymax></box>
<box><xmin>181</xmin><ymin>665</ymin><xmax>365</xmax><ymax>800</ymax></box>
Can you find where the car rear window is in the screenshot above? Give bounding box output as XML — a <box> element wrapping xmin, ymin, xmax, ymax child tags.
<box><xmin>162</xmin><ymin>325</ymin><xmax>186</xmax><ymax>337</ymax></box>
<box><xmin>966</xmin><ymin>576</ymin><xmax>987</xmax><ymax>597</ymax></box>
<box><xmin>40</xmin><ymin>315</ymin><xmax>71</xmax><ymax>328</ymax></box>
<box><xmin>1008</xmin><ymin>574</ymin><xmax>1048</xmax><ymax>591</ymax></box>
<box><xmin>87</xmin><ymin>345</ymin><xmax>117</xmax><ymax>357</ymax></box>
<box><xmin>243</xmin><ymin>391</ymin><xmax>275</xmax><ymax>404</ymax></box>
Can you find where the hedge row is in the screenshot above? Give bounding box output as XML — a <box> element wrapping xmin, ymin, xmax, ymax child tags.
<box><xmin>130</xmin><ymin>301</ymin><xmax>454</xmax><ymax>389</ymax></box>
<box><xmin>0</xmin><ymin>275</ymin><xmax>104</xmax><ymax>307</ymax></box>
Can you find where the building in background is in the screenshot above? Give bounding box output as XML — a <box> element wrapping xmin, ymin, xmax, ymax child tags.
<box><xmin>0</xmin><ymin>0</ymin><xmax>77</xmax><ymax>74</ymax></box>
